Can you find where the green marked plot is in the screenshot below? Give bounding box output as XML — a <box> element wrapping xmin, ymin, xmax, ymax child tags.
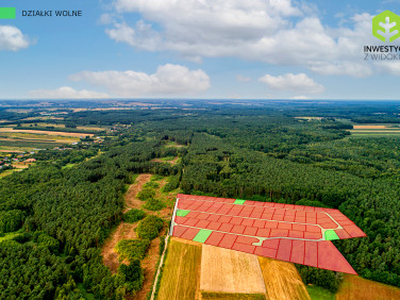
<box><xmin>176</xmin><ymin>209</ymin><xmax>191</xmax><ymax>217</ymax></box>
<box><xmin>324</xmin><ymin>230</ymin><xmax>340</xmax><ymax>241</ymax></box>
<box><xmin>193</xmin><ymin>229</ymin><xmax>213</xmax><ymax>243</ymax></box>
<box><xmin>234</xmin><ymin>199</ymin><xmax>246</xmax><ymax>205</ymax></box>
<box><xmin>0</xmin><ymin>8</ymin><xmax>16</xmax><ymax>19</ymax></box>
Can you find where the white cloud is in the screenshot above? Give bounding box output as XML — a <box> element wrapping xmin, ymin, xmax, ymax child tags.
<box><xmin>291</xmin><ymin>95</ymin><xmax>310</xmax><ymax>100</ymax></box>
<box><xmin>69</xmin><ymin>64</ymin><xmax>210</xmax><ymax>97</ymax></box>
<box><xmin>236</xmin><ymin>75</ymin><xmax>251</xmax><ymax>82</ymax></box>
<box><xmin>28</xmin><ymin>86</ymin><xmax>110</xmax><ymax>99</ymax></box>
<box><xmin>0</xmin><ymin>26</ymin><xmax>31</xmax><ymax>51</ymax></box>
<box><xmin>104</xmin><ymin>1</ymin><xmax>394</xmax><ymax>77</ymax></box>
<box><xmin>259</xmin><ymin>73</ymin><xmax>324</xmax><ymax>94</ymax></box>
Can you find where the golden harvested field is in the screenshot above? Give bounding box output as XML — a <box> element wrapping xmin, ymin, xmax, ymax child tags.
<box><xmin>200</xmin><ymin>245</ymin><xmax>266</xmax><ymax>295</ymax></box>
<box><xmin>157</xmin><ymin>238</ymin><xmax>202</xmax><ymax>300</ymax></box>
<box><xmin>258</xmin><ymin>257</ymin><xmax>310</xmax><ymax>300</ymax></box>
<box><xmin>0</xmin><ymin>128</ymin><xmax>94</xmax><ymax>137</ymax></box>
<box><xmin>353</xmin><ymin>125</ymin><xmax>388</xmax><ymax>129</ymax></box>
<box><xmin>336</xmin><ymin>274</ymin><xmax>400</xmax><ymax>300</ymax></box>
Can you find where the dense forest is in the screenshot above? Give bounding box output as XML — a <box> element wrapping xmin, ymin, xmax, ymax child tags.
<box><xmin>1</xmin><ymin>100</ymin><xmax>400</xmax><ymax>298</ymax></box>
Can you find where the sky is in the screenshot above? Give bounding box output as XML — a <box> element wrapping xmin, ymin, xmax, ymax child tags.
<box><xmin>1</xmin><ymin>0</ymin><xmax>400</xmax><ymax>100</ymax></box>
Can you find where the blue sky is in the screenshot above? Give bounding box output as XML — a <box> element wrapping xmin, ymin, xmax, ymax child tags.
<box><xmin>1</xmin><ymin>0</ymin><xmax>400</xmax><ymax>100</ymax></box>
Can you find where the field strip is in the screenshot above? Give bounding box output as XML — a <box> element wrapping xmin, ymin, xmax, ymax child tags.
<box><xmin>157</xmin><ymin>238</ymin><xmax>202</xmax><ymax>300</ymax></box>
<box><xmin>0</xmin><ymin>128</ymin><xmax>94</xmax><ymax>137</ymax></box>
<box><xmin>200</xmin><ymin>244</ymin><xmax>266</xmax><ymax>294</ymax></box>
<box><xmin>259</xmin><ymin>257</ymin><xmax>310</xmax><ymax>300</ymax></box>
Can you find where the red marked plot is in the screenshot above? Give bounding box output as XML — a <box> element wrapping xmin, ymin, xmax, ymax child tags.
<box><xmin>236</xmin><ymin>235</ymin><xmax>259</xmax><ymax>245</ymax></box>
<box><xmin>270</xmin><ymin>229</ymin><xmax>289</xmax><ymax>237</ymax></box>
<box><xmin>291</xmin><ymin>240</ymin><xmax>305</xmax><ymax>264</ymax></box>
<box><xmin>207</xmin><ymin>214</ymin><xmax>220</xmax><ymax>222</ymax></box>
<box><xmin>265</xmin><ymin>221</ymin><xmax>278</xmax><ymax>229</ymax></box>
<box><xmin>231</xmin><ymin>225</ymin><xmax>245</xmax><ymax>234</ymax></box>
<box><xmin>173</xmin><ymin>226</ymin><xmax>188</xmax><ymax>238</ymax></box>
<box><xmin>345</xmin><ymin>225</ymin><xmax>367</xmax><ymax>238</ymax></box>
<box><xmin>304</xmin><ymin>241</ymin><xmax>318</xmax><ymax>268</ymax></box>
<box><xmin>175</xmin><ymin>216</ymin><xmax>186</xmax><ymax>224</ymax></box>
<box><xmin>205</xmin><ymin>232</ymin><xmax>225</xmax><ymax>246</ymax></box>
<box><xmin>196</xmin><ymin>219</ymin><xmax>210</xmax><ymax>228</ymax></box>
<box><xmin>262</xmin><ymin>239</ymin><xmax>280</xmax><ymax>249</ymax></box>
<box><xmin>219</xmin><ymin>234</ymin><xmax>237</xmax><ymax>248</ymax></box>
<box><xmin>278</xmin><ymin>223</ymin><xmax>291</xmax><ymax>230</ymax></box>
<box><xmin>181</xmin><ymin>228</ymin><xmax>200</xmax><ymax>240</ymax></box>
<box><xmin>173</xmin><ymin>194</ymin><xmax>366</xmax><ymax>274</ymax></box>
<box><xmin>277</xmin><ymin>239</ymin><xmax>292</xmax><ymax>261</ymax></box>
<box><xmin>283</xmin><ymin>215</ymin><xmax>295</xmax><ymax>222</ymax></box>
<box><xmin>335</xmin><ymin>229</ymin><xmax>351</xmax><ymax>239</ymax></box>
<box><xmin>219</xmin><ymin>215</ymin><xmax>232</xmax><ymax>223</ymax></box>
<box><xmin>318</xmin><ymin>241</ymin><xmax>357</xmax><ymax>275</ymax></box>
<box><xmin>184</xmin><ymin>218</ymin><xmax>199</xmax><ymax>226</ymax></box>
<box><xmin>241</xmin><ymin>218</ymin><xmax>254</xmax><ymax>227</ymax></box>
<box><xmin>257</xmin><ymin>228</ymin><xmax>270</xmax><ymax>237</ymax></box>
<box><xmin>288</xmin><ymin>231</ymin><xmax>304</xmax><ymax>238</ymax></box>
<box><xmin>244</xmin><ymin>226</ymin><xmax>258</xmax><ymax>236</ymax></box>
<box><xmin>206</xmin><ymin>221</ymin><xmax>222</xmax><ymax>231</ymax></box>
<box><xmin>219</xmin><ymin>223</ymin><xmax>234</xmax><ymax>232</ymax></box>
<box><xmin>232</xmin><ymin>242</ymin><xmax>256</xmax><ymax>254</ymax></box>
<box><xmin>292</xmin><ymin>224</ymin><xmax>306</xmax><ymax>232</ymax></box>
<box><xmin>306</xmin><ymin>225</ymin><xmax>321</xmax><ymax>233</ymax></box>
<box><xmin>255</xmin><ymin>246</ymin><xmax>277</xmax><ymax>258</ymax></box>
<box><xmin>253</xmin><ymin>219</ymin><xmax>266</xmax><ymax>228</ymax></box>
<box><xmin>272</xmin><ymin>214</ymin><xmax>285</xmax><ymax>221</ymax></box>
<box><xmin>230</xmin><ymin>217</ymin><xmax>243</xmax><ymax>225</ymax></box>
<box><xmin>304</xmin><ymin>231</ymin><xmax>322</xmax><ymax>240</ymax></box>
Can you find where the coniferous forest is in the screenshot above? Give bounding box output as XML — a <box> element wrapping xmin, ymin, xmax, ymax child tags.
<box><xmin>1</xmin><ymin>100</ymin><xmax>400</xmax><ymax>298</ymax></box>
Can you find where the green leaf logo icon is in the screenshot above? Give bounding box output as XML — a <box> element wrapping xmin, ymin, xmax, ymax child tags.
<box><xmin>373</xmin><ymin>10</ymin><xmax>400</xmax><ymax>42</ymax></box>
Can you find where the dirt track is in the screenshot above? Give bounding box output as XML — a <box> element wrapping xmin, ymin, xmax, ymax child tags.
<box><xmin>101</xmin><ymin>174</ymin><xmax>151</xmax><ymax>273</ymax></box>
<box><xmin>101</xmin><ymin>173</ymin><xmax>174</xmax><ymax>300</ymax></box>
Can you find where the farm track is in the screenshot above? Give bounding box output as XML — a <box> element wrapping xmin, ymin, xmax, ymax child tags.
<box><xmin>101</xmin><ymin>174</ymin><xmax>151</xmax><ymax>273</ymax></box>
<box><xmin>101</xmin><ymin>173</ymin><xmax>175</xmax><ymax>300</ymax></box>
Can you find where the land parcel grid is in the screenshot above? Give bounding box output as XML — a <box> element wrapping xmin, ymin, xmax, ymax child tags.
<box><xmin>170</xmin><ymin>194</ymin><xmax>367</xmax><ymax>275</ymax></box>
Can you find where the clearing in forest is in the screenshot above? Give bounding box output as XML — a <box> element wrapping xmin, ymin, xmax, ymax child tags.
<box><xmin>336</xmin><ymin>274</ymin><xmax>400</xmax><ymax>300</ymax></box>
<box><xmin>101</xmin><ymin>174</ymin><xmax>152</xmax><ymax>273</ymax></box>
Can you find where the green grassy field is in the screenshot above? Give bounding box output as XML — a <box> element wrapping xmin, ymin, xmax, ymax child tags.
<box><xmin>157</xmin><ymin>239</ymin><xmax>202</xmax><ymax>300</ymax></box>
<box><xmin>306</xmin><ymin>285</ymin><xmax>335</xmax><ymax>300</ymax></box>
<box><xmin>336</xmin><ymin>274</ymin><xmax>400</xmax><ymax>300</ymax></box>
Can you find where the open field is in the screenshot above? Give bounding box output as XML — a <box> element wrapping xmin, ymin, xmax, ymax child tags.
<box><xmin>259</xmin><ymin>257</ymin><xmax>310</xmax><ymax>300</ymax></box>
<box><xmin>306</xmin><ymin>285</ymin><xmax>334</xmax><ymax>300</ymax></box>
<box><xmin>2</xmin><ymin>123</ymin><xmax>107</xmax><ymax>131</ymax></box>
<box><xmin>200</xmin><ymin>245</ymin><xmax>266</xmax><ymax>295</ymax></box>
<box><xmin>0</xmin><ymin>128</ymin><xmax>94</xmax><ymax>137</ymax></box>
<box><xmin>0</xmin><ymin>169</ymin><xmax>23</xmax><ymax>179</ymax></box>
<box><xmin>201</xmin><ymin>292</ymin><xmax>266</xmax><ymax>299</ymax></box>
<box><xmin>353</xmin><ymin>125</ymin><xmax>389</xmax><ymax>129</ymax></box>
<box><xmin>350</xmin><ymin>123</ymin><xmax>400</xmax><ymax>137</ymax></box>
<box><xmin>157</xmin><ymin>238</ymin><xmax>202</xmax><ymax>300</ymax></box>
<box><xmin>151</xmin><ymin>156</ymin><xmax>180</xmax><ymax>165</ymax></box>
<box><xmin>336</xmin><ymin>274</ymin><xmax>400</xmax><ymax>300</ymax></box>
